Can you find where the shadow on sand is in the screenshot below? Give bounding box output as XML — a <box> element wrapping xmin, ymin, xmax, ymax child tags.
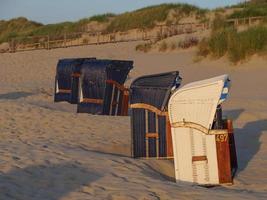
<box><xmin>0</xmin><ymin>92</ymin><xmax>33</xmax><ymax>100</ymax></box>
<box><xmin>0</xmin><ymin>162</ymin><xmax>101</xmax><ymax>200</ymax></box>
<box><xmin>224</xmin><ymin>109</ymin><xmax>245</xmax><ymax>121</ymax></box>
<box><xmin>224</xmin><ymin>109</ymin><xmax>267</xmax><ymax>174</ymax></box>
<box><xmin>235</xmin><ymin>119</ymin><xmax>267</xmax><ymax>174</ymax></box>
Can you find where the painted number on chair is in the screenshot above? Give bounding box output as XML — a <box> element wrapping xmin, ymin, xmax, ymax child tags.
<box><xmin>216</xmin><ymin>134</ymin><xmax>228</xmax><ymax>142</ymax></box>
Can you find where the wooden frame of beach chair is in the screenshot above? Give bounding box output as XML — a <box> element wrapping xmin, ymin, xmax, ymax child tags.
<box><xmin>105</xmin><ymin>80</ymin><xmax>130</xmax><ymax>116</ymax></box>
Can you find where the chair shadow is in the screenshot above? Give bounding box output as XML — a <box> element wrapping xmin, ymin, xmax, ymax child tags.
<box><xmin>141</xmin><ymin>160</ymin><xmax>176</xmax><ymax>182</ymax></box>
<box><xmin>0</xmin><ymin>162</ymin><xmax>101</xmax><ymax>200</ymax></box>
<box><xmin>0</xmin><ymin>92</ymin><xmax>33</xmax><ymax>100</ymax></box>
<box><xmin>223</xmin><ymin>109</ymin><xmax>245</xmax><ymax>121</ymax></box>
<box><xmin>235</xmin><ymin>119</ymin><xmax>267</xmax><ymax>174</ymax></box>
<box><xmin>224</xmin><ymin>109</ymin><xmax>267</xmax><ymax>174</ymax></box>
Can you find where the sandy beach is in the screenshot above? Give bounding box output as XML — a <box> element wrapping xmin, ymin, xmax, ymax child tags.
<box><xmin>0</xmin><ymin>41</ymin><xmax>267</xmax><ymax>199</ymax></box>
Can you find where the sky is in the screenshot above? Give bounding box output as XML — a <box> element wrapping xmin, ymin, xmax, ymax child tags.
<box><xmin>0</xmin><ymin>0</ymin><xmax>244</xmax><ymax>24</ymax></box>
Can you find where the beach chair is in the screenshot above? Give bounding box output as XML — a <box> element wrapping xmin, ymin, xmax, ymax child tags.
<box><xmin>77</xmin><ymin>59</ymin><xmax>133</xmax><ymax>115</ymax></box>
<box><xmin>54</xmin><ymin>58</ymin><xmax>96</xmax><ymax>104</ymax></box>
<box><xmin>168</xmin><ymin>75</ymin><xmax>237</xmax><ymax>185</ymax></box>
<box><xmin>130</xmin><ymin>71</ymin><xmax>181</xmax><ymax>159</ymax></box>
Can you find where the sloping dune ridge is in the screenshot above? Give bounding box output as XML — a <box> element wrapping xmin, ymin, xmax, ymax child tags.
<box><xmin>0</xmin><ymin>42</ymin><xmax>267</xmax><ymax>200</ymax></box>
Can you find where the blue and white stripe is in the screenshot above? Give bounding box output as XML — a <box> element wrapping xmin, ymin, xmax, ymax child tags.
<box><xmin>218</xmin><ymin>79</ymin><xmax>230</xmax><ymax>104</ymax></box>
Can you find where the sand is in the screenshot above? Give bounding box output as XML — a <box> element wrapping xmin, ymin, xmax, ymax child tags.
<box><xmin>0</xmin><ymin>41</ymin><xmax>266</xmax><ymax>200</ymax></box>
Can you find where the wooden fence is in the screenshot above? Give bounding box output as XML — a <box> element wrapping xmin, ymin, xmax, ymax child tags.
<box><xmin>2</xmin><ymin>16</ymin><xmax>267</xmax><ymax>53</ymax></box>
<box><xmin>226</xmin><ymin>16</ymin><xmax>266</xmax><ymax>26</ymax></box>
<box><xmin>6</xmin><ymin>22</ymin><xmax>207</xmax><ymax>53</ymax></box>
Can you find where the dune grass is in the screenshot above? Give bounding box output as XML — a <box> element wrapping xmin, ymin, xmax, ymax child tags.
<box><xmin>198</xmin><ymin>25</ymin><xmax>267</xmax><ymax>63</ymax></box>
<box><xmin>0</xmin><ymin>17</ymin><xmax>42</xmax><ymax>43</ymax></box>
<box><xmin>228</xmin><ymin>0</ymin><xmax>267</xmax><ymax>8</ymax></box>
<box><xmin>228</xmin><ymin>26</ymin><xmax>267</xmax><ymax>62</ymax></box>
<box><xmin>29</xmin><ymin>22</ymin><xmax>75</xmax><ymax>37</ymax></box>
<box><xmin>88</xmin><ymin>13</ymin><xmax>116</xmax><ymax>23</ymax></box>
<box><xmin>29</xmin><ymin>13</ymin><xmax>116</xmax><ymax>37</ymax></box>
<box><xmin>0</xmin><ymin>13</ymin><xmax>116</xmax><ymax>43</ymax></box>
<box><xmin>106</xmin><ymin>3</ymin><xmax>207</xmax><ymax>32</ymax></box>
<box><xmin>228</xmin><ymin>1</ymin><xmax>267</xmax><ymax>19</ymax></box>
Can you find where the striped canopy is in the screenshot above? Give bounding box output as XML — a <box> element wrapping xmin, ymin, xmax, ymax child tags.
<box><xmin>218</xmin><ymin>77</ymin><xmax>231</xmax><ymax>105</ymax></box>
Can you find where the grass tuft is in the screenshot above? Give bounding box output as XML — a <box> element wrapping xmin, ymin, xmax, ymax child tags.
<box><xmin>159</xmin><ymin>41</ymin><xmax>168</xmax><ymax>52</ymax></box>
<box><xmin>198</xmin><ymin>25</ymin><xmax>267</xmax><ymax>63</ymax></box>
<box><xmin>178</xmin><ymin>37</ymin><xmax>199</xmax><ymax>49</ymax></box>
<box><xmin>88</xmin><ymin>13</ymin><xmax>116</xmax><ymax>23</ymax></box>
<box><xmin>135</xmin><ymin>43</ymin><xmax>152</xmax><ymax>52</ymax></box>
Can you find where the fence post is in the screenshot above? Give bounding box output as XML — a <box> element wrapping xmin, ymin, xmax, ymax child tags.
<box><xmin>97</xmin><ymin>32</ymin><xmax>100</xmax><ymax>44</ymax></box>
<box><xmin>8</xmin><ymin>40</ymin><xmax>11</xmax><ymax>53</ymax></box>
<box><xmin>160</xmin><ymin>25</ymin><xmax>163</xmax><ymax>40</ymax></box>
<box><xmin>9</xmin><ymin>39</ymin><xmax>13</xmax><ymax>53</ymax></box>
<box><xmin>143</xmin><ymin>29</ymin><xmax>148</xmax><ymax>40</ymax></box>
<box><xmin>237</xmin><ymin>19</ymin><xmax>240</xmax><ymax>26</ymax></box>
<box><xmin>47</xmin><ymin>35</ymin><xmax>50</xmax><ymax>50</ymax></box>
<box><xmin>64</xmin><ymin>33</ymin><xmax>67</xmax><ymax>48</ymax></box>
<box><xmin>12</xmin><ymin>39</ymin><xmax>15</xmax><ymax>53</ymax></box>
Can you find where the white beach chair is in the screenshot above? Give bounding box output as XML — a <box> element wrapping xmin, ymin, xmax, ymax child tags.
<box><xmin>168</xmin><ymin>75</ymin><xmax>237</xmax><ymax>185</ymax></box>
